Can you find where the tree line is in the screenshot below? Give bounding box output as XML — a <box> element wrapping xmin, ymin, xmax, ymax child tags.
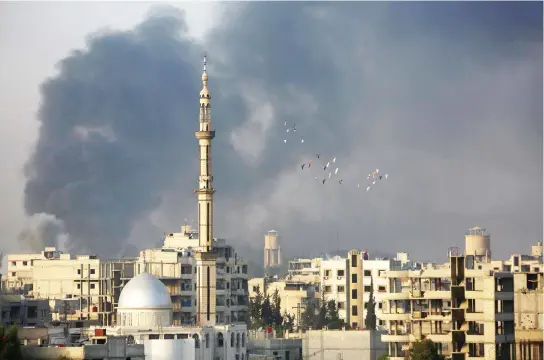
<box><xmin>249</xmin><ymin>283</ymin><xmax>378</xmax><ymax>332</ymax></box>
<box><xmin>248</xmin><ymin>286</ymin><xmax>295</xmax><ymax>333</ymax></box>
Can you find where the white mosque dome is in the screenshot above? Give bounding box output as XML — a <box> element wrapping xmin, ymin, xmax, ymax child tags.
<box><xmin>118</xmin><ymin>272</ymin><xmax>173</xmax><ymax>310</ymax></box>
<box><xmin>117</xmin><ymin>273</ymin><xmax>174</xmax><ymax>328</ymax></box>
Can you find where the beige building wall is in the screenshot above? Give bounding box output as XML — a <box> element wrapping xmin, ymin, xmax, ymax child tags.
<box><xmin>379</xmin><ymin>253</ymin><xmax>516</xmax><ymax>360</ymax></box>
<box><xmin>302</xmin><ymin>329</ymin><xmax>386</xmax><ymax>360</ymax></box>
<box><xmin>513</xmin><ymin>272</ymin><xmax>543</xmax><ymax>360</ymax></box>
<box><xmin>287</xmin><ymin>258</ymin><xmax>321</xmax><ymax>283</ymax></box>
<box><xmin>321</xmin><ymin>257</ymin><xmax>349</xmax><ymax>321</ymax></box>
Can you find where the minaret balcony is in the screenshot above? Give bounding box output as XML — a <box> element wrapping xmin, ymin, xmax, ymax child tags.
<box><xmin>195</xmin><ymin>130</ymin><xmax>215</xmax><ymax>140</ymax></box>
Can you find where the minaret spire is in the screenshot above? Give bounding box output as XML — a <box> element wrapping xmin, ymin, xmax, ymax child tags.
<box><xmin>194</xmin><ymin>52</ymin><xmax>217</xmax><ymax>326</ymax></box>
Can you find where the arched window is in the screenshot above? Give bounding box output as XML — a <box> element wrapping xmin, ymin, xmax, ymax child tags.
<box><xmin>192</xmin><ymin>334</ymin><xmax>200</xmax><ymax>348</ymax></box>
<box><xmin>230</xmin><ymin>333</ymin><xmax>235</xmax><ymax>347</ymax></box>
<box><xmin>236</xmin><ymin>333</ymin><xmax>240</xmax><ymax>348</ymax></box>
<box><xmin>242</xmin><ymin>333</ymin><xmax>246</xmax><ymax>348</ymax></box>
<box><xmin>217</xmin><ymin>332</ymin><xmax>224</xmax><ymax>347</ymax></box>
<box><xmin>205</xmin><ymin>333</ymin><xmax>210</xmax><ymax>348</ymax></box>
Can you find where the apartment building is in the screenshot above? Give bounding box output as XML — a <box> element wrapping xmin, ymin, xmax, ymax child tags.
<box><xmin>249</xmin><ymin>277</ymin><xmax>318</xmax><ymax>328</ymax></box>
<box><xmin>321</xmin><ymin>256</ymin><xmax>349</xmax><ymax>320</ymax></box>
<box><xmin>380</xmin><ymin>249</ymin><xmax>516</xmax><ymax>360</ymax></box>
<box><xmin>513</xmin><ymin>271</ymin><xmax>543</xmax><ymax>360</ymax></box>
<box><xmin>4</xmin><ymin>225</ymin><xmax>249</xmax><ymax>327</ymax></box>
<box><xmin>0</xmin><ymin>294</ymin><xmax>51</xmax><ymax>327</ymax></box>
<box><xmin>287</xmin><ymin>258</ymin><xmax>322</xmax><ymax>283</ymax></box>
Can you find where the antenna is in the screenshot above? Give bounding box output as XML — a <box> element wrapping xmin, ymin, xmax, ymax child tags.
<box><xmin>203</xmin><ymin>52</ymin><xmax>207</xmax><ymax>71</ymax></box>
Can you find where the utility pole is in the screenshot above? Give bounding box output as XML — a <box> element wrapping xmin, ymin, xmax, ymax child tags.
<box><xmin>292</xmin><ymin>303</ymin><xmax>305</xmax><ymax>330</ymax></box>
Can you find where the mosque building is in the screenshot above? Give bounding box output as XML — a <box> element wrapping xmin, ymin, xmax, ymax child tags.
<box><xmin>87</xmin><ymin>54</ymin><xmax>248</xmax><ymax>360</ymax></box>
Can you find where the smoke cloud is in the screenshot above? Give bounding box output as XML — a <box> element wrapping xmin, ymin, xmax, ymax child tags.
<box><xmin>22</xmin><ymin>3</ymin><xmax>542</xmax><ymax>262</ymax></box>
<box><xmin>18</xmin><ymin>213</ymin><xmax>70</xmax><ymax>252</ymax></box>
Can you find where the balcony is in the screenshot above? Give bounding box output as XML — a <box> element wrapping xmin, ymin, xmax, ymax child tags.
<box><xmin>381</xmin><ymin>334</ymin><xmax>411</xmax><ymax>342</ymax></box>
<box><xmin>423</xmin><ymin>290</ymin><xmax>451</xmax><ymax>299</ymax></box>
<box><xmin>465</xmin><ymin>312</ymin><xmax>484</xmax><ymax>321</ymax></box>
<box><xmin>382</xmin><ymin>291</ymin><xmax>410</xmax><ymax>300</ymax></box>
<box><xmin>465</xmin><ymin>334</ymin><xmax>485</xmax><ymax>343</ymax></box>
<box><xmin>495</xmin><ymin>312</ymin><xmax>514</xmax><ymax>322</ymax></box>
<box><xmin>379</xmin><ymin>311</ymin><xmax>410</xmax><ymax>321</ymax></box>
<box><xmin>426</xmin><ymin>334</ymin><xmax>451</xmax><ymax>343</ymax></box>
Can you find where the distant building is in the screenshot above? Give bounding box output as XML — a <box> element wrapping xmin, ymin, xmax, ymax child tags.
<box><xmin>264</xmin><ymin>230</ymin><xmax>282</xmax><ymax>269</ymax></box>
<box><xmin>0</xmin><ymin>294</ymin><xmax>50</xmax><ymax>327</ymax></box>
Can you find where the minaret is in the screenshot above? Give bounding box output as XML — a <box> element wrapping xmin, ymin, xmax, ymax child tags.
<box><xmin>194</xmin><ymin>53</ymin><xmax>217</xmax><ymax>326</ymax></box>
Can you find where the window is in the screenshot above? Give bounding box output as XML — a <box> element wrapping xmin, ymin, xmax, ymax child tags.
<box><xmin>90</xmin><ymin>283</ymin><xmax>95</xmax><ymax>289</ymax></box>
<box><xmin>351</xmin><ymin>322</ymin><xmax>358</xmax><ymax>329</ymax></box>
<box><xmin>337</xmin><ymin>270</ymin><xmax>345</xmax><ymax>277</ymax></box>
<box><xmin>513</xmin><ymin>256</ymin><xmax>520</xmax><ymax>267</ymax></box>
<box><xmin>77</xmin><ymin>284</ymin><xmax>81</xmax><ymax>289</ymax></box>
<box><xmin>337</xmin><ymin>286</ymin><xmax>345</xmax><ymax>293</ymax></box>
<box><xmin>23</xmin><ymin>261</ymin><xmax>27</xmax><ymax>266</ymax></box>
<box><xmin>521</xmin><ymin>265</ymin><xmax>530</xmax><ymax>272</ymax></box>
<box><xmin>351</xmin><ymin>289</ymin><xmax>358</xmax><ymax>299</ymax></box>
<box><xmin>11</xmin><ymin>272</ymin><xmax>15</xmax><ymax>277</ymax></box>
<box><xmin>40</xmin><ymin>309</ymin><xmax>47</xmax><ymax>317</ymax></box>
<box><xmin>351</xmin><ymin>255</ymin><xmax>357</xmax><ymax>267</ymax></box>
<box><xmin>325</xmin><ymin>270</ymin><xmax>331</xmax><ymax>277</ymax></box>
<box><xmin>231</xmin><ymin>333</ymin><xmax>235</xmax><ymax>347</ymax></box>
<box><xmin>90</xmin><ymin>269</ymin><xmax>96</xmax><ymax>275</ymax></box>
<box><xmin>352</xmin><ymin>274</ymin><xmax>357</xmax><ymax>283</ymax></box>
<box><xmin>77</xmin><ymin>269</ymin><xmax>81</xmax><ymax>275</ymax></box>
<box><xmin>324</xmin><ymin>286</ymin><xmax>332</xmax><ymax>293</ymax></box>
<box><xmin>364</xmin><ymin>302</ymin><xmax>368</xmax><ymax>309</ymax></box>
<box><xmin>364</xmin><ymin>270</ymin><xmax>371</xmax><ymax>276</ymax></box>
<box><xmin>205</xmin><ymin>333</ymin><xmax>210</xmax><ymax>348</ymax></box>
<box><xmin>378</xmin><ymin>286</ymin><xmax>386</xmax><ymax>292</ymax></box>
<box><xmin>217</xmin><ymin>333</ymin><xmax>224</xmax><ymax>347</ymax></box>
<box><xmin>338</xmin><ymin>302</ymin><xmax>345</xmax><ymax>309</ymax></box>
<box><xmin>364</xmin><ymin>286</ymin><xmax>371</xmax><ymax>292</ymax></box>
<box><xmin>352</xmin><ymin>306</ymin><xmax>358</xmax><ymax>316</ymax></box>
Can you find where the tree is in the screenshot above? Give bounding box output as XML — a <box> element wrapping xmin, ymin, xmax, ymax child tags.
<box><xmin>0</xmin><ymin>325</ymin><xmax>23</xmax><ymax>360</ymax></box>
<box><xmin>325</xmin><ymin>300</ymin><xmax>343</xmax><ymax>330</ymax></box>
<box><xmin>406</xmin><ymin>339</ymin><xmax>444</xmax><ymax>360</ymax></box>
<box><xmin>248</xmin><ymin>285</ymin><xmax>264</xmax><ymax>329</ymax></box>
<box><xmin>300</xmin><ymin>300</ymin><xmax>317</xmax><ymax>330</ymax></box>
<box><xmin>283</xmin><ymin>312</ymin><xmax>295</xmax><ymax>332</ymax></box>
<box><xmin>315</xmin><ymin>293</ymin><xmax>327</xmax><ymax>330</ymax></box>
<box><xmin>271</xmin><ymin>288</ymin><xmax>283</xmax><ymax>328</ymax></box>
<box><xmin>261</xmin><ymin>295</ymin><xmax>274</xmax><ymax>327</ymax></box>
<box><xmin>378</xmin><ymin>354</ymin><xmax>389</xmax><ymax>360</ymax></box>
<box><xmin>365</xmin><ymin>276</ymin><xmax>377</xmax><ymax>330</ymax></box>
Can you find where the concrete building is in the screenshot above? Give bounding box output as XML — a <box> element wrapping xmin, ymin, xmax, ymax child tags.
<box><xmin>379</xmin><ymin>248</ymin><xmax>516</xmax><ymax>360</ymax></box>
<box><xmin>513</xmin><ymin>271</ymin><xmax>543</xmax><ymax>360</ymax></box>
<box><xmin>0</xmin><ymin>294</ymin><xmax>51</xmax><ymax>327</ymax></box>
<box><xmin>321</xmin><ymin>256</ymin><xmax>349</xmax><ymax>321</ymax></box>
<box><xmin>264</xmin><ymin>230</ymin><xmax>282</xmax><ymax>269</ymax></box>
<box><xmin>301</xmin><ymin>329</ymin><xmax>386</xmax><ymax>360</ymax></box>
<box><xmin>87</xmin><ymin>272</ymin><xmax>248</xmax><ymax>360</ymax></box>
<box><xmin>249</xmin><ymin>277</ymin><xmax>318</xmax><ymax>328</ymax></box>
<box><xmin>287</xmin><ymin>258</ymin><xmax>322</xmax><ymax>283</ymax></box>
<box><xmin>22</xmin><ymin>335</ymin><xmax>145</xmax><ymax>360</ymax></box>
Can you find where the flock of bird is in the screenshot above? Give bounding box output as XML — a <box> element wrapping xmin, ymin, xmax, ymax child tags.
<box><xmin>282</xmin><ymin>121</ymin><xmax>389</xmax><ymax>192</ymax></box>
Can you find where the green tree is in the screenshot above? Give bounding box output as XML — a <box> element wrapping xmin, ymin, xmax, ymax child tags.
<box><xmin>300</xmin><ymin>300</ymin><xmax>317</xmax><ymax>330</ymax></box>
<box><xmin>377</xmin><ymin>353</ymin><xmax>389</xmax><ymax>360</ymax></box>
<box><xmin>365</xmin><ymin>276</ymin><xmax>377</xmax><ymax>330</ymax></box>
<box><xmin>325</xmin><ymin>300</ymin><xmax>343</xmax><ymax>329</ymax></box>
<box><xmin>248</xmin><ymin>285</ymin><xmax>264</xmax><ymax>329</ymax></box>
<box><xmin>0</xmin><ymin>325</ymin><xmax>23</xmax><ymax>360</ymax></box>
<box><xmin>315</xmin><ymin>293</ymin><xmax>327</xmax><ymax>330</ymax></box>
<box><xmin>271</xmin><ymin>288</ymin><xmax>283</xmax><ymax>328</ymax></box>
<box><xmin>261</xmin><ymin>295</ymin><xmax>274</xmax><ymax>327</ymax></box>
<box><xmin>406</xmin><ymin>340</ymin><xmax>444</xmax><ymax>360</ymax></box>
<box><xmin>283</xmin><ymin>312</ymin><xmax>295</xmax><ymax>332</ymax></box>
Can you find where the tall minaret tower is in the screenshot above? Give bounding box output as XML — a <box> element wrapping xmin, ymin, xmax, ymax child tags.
<box><xmin>194</xmin><ymin>53</ymin><xmax>217</xmax><ymax>326</ymax></box>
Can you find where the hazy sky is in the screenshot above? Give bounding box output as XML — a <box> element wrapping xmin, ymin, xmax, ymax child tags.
<box><xmin>0</xmin><ymin>2</ymin><xmax>542</xmax><ymax>268</ymax></box>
